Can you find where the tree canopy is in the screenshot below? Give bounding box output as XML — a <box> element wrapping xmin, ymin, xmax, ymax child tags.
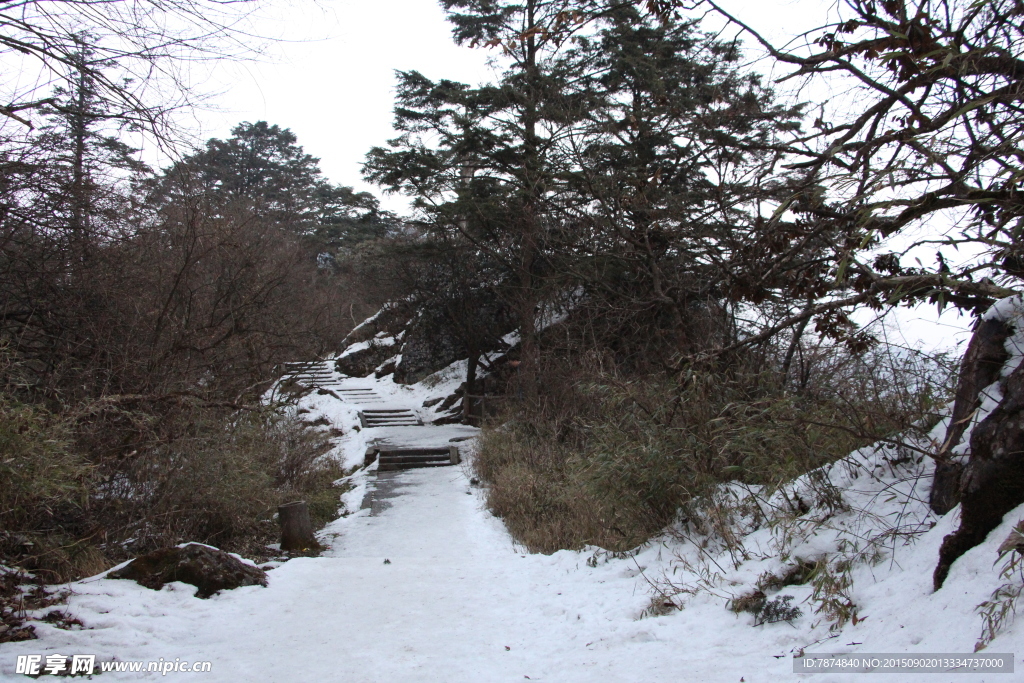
<box><xmin>159</xmin><ymin>121</ymin><xmax>393</xmax><ymax>254</ymax></box>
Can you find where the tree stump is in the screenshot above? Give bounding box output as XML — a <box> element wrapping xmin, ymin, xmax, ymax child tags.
<box><xmin>278</xmin><ymin>501</ymin><xmax>320</xmax><ymax>552</ymax></box>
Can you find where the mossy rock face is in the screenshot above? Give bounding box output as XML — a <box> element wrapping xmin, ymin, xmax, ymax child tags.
<box><xmin>108</xmin><ymin>544</ymin><xmax>267</xmax><ymax>598</ymax></box>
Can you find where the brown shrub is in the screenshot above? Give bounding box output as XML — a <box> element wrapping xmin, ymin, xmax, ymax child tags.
<box><xmin>92</xmin><ymin>406</ymin><xmax>347</xmax><ymax>562</ymax></box>
<box><xmin>476</xmin><ymin>344</ymin><xmax>954</xmax><ymax>553</ymax></box>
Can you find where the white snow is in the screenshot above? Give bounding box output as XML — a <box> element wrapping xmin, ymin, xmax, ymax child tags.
<box><xmin>987</xmin><ymin>295</ymin><xmax>1024</xmax><ymax>377</ymax></box>
<box><xmin>7</xmin><ymin>438</ymin><xmax>1024</xmax><ymax>681</ymax></box>
<box><xmin>6</xmin><ymin>309</ymin><xmax>1024</xmax><ymax>681</ymax></box>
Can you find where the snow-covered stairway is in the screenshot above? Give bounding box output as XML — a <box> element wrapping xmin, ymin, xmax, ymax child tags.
<box><xmin>359</xmin><ymin>408</ymin><xmax>421</xmax><ymax>428</ymax></box>
<box><xmin>336</xmin><ymin>387</ymin><xmax>385</xmax><ymax>403</ymax></box>
<box><xmin>290</xmin><ymin>359</ymin><xmax>473</xmax><ymax>473</ymax></box>
<box><xmin>282</xmin><ymin>361</ymin><xmax>339</xmax><ymax>388</ymax></box>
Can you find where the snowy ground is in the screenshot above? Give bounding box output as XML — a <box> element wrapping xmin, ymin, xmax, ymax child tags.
<box><xmin>4</xmin><ymin>342</ymin><xmax>1024</xmax><ymax>681</ymax></box>
<box><xmin>4</xmin><ymin>451</ymin><xmax>1022</xmax><ymax>682</ymax></box>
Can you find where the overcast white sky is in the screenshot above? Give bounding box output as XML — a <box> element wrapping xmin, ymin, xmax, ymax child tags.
<box><xmin>183</xmin><ymin>0</ymin><xmax>969</xmax><ymax>351</ymax></box>
<box><xmin>187</xmin><ymin>0</ymin><xmax>494</xmax><ymax>205</ymax></box>
<box><xmin>188</xmin><ymin>0</ymin><xmax>839</xmax><ymax>205</ymax></box>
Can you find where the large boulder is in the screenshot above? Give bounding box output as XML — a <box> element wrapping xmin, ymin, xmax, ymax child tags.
<box><xmin>335</xmin><ymin>337</ymin><xmax>399</xmax><ymax>377</ymax></box>
<box><xmin>934</xmin><ymin>355</ymin><xmax>1024</xmax><ymax>589</ymax></box>
<box><xmin>393</xmin><ymin>297</ymin><xmax>515</xmax><ymax>385</ymax></box>
<box><xmin>108</xmin><ymin>543</ymin><xmax>267</xmax><ymax>599</ymax></box>
<box><xmin>341</xmin><ymin>302</ymin><xmax>410</xmax><ymax>346</ymax></box>
<box><xmin>393</xmin><ymin>320</ymin><xmax>466</xmax><ymax>385</ymax></box>
<box><xmin>929</xmin><ymin>317</ymin><xmax>1011</xmax><ymax>514</ymax></box>
<box><xmin>337</xmin><ymin>303</ymin><xmax>511</xmax><ymax>385</ymax></box>
<box><xmin>335</xmin><ymin>302</ymin><xmax>411</xmax><ymax>377</ymax></box>
<box><xmin>933</xmin><ymin>297</ymin><xmax>1024</xmax><ymax>589</ymax></box>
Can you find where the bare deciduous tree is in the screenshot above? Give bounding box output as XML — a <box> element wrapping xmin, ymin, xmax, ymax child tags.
<box><xmin>693</xmin><ymin>0</ymin><xmax>1022</xmax><ymax>321</ymax></box>
<box><xmin>0</xmin><ymin>0</ymin><xmax>266</xmax><ymax>136</ymax></box>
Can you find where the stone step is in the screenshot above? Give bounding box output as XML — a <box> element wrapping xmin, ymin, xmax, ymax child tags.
<box><xmin>379</xmin><ymin>454</ymin><xmax>451</xmax><ymax>464</ymax></box>
<box><xmin>380</xmin><ymin>447</ymin><xmax>452</xmax><ymax>455</ymax></box>
<box><xmin>337</xmin><ymin>388</ymin><xmax>382</xmax><ymax>395</ymax></box>
<box><xmin>332</xmin><ymin>388</ymin><xmax>386</xmax><ymax>404</ymax></box>
<box><xmin>359</xmin><ymin>408</ymin><xmax>421</xmax><ymax>428</ymax></box>
<box><xmin>378</xmin><ymin>462</ymin><xmax>453</xmax><ymax>471</ymax></box>
<box><xmin>283</xmin><ymin>363</ymin><xmax>334</xmax><ymax>377</ymax></box>
<box><xmin>283</xmin><ymin>362</ymin><xmax>326</xmax><ymax>370</ymax></box>
<box><xmin>367</xmin><ymin>445</ymin><xmax>461</xmax><ymax>470</ymax></box>
<box><xmin>378</xmin><ymin>461</ymin><xmax>453</xmax><ymax>471</ymax></box>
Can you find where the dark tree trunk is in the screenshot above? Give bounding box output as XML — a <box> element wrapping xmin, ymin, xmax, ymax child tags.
<box><xmin>463</xmin><ymin>351</ymin><xmax>478</xmax><ymax>423</ymax></box>
<box><xmin>781</xmin><ymin>313</ymin><xmax>811</xmax><ymax>388</ymax></box>
<box><xmin>516</xmin><ymin>0</ymin><xmax>542</xmax><ymax>403</ymax></box>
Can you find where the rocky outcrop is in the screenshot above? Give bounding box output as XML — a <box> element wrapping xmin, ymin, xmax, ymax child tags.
<box><xmin>335</xmin><ymin>302</ymin><xmax>410</xmax><ymax>378</ymax></box>
<box><xmin>108</xmin><ymin>544</ymin><xmax>267</xmax><ymax>598</ymax></box>
<box><xmin>934</xmin><ymin>314</ymin><xmax>1024</xmax><ymax>589</ymax></box>
<box><xmin>335</xmin><ymin>338</ymin><xmax>399</xmax><ymax>378</ymax></box>
<box><xmin>341</xmin><ymin>303</ymin><xmax>410</xmax><ymax>346</ymax></box>
<box><xmin>336</xmin><ymin>300</ymin><xmax>515</xmax><ymax>385</ymax></box>
<box><xmin>393</xmin><ymin>320</ymin><xmax>466</xmax><ymax>385</ymax></box>
<box><xmin>929</xmin><ymin>317</ymin><xmax>1011</xmax><ymax>514</ymax></box>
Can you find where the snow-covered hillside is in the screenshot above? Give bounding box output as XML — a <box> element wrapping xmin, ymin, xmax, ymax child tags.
<box><xmin>4</xmin><ymin>318</ymin><xmax>1024</xmax><ymax>681</ymax></box>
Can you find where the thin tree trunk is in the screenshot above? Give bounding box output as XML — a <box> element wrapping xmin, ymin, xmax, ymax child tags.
<box><xmin>70</xmin><ymin>58</ymin><xmax>91</xmax><ymax>259</ymax></box>
<box><xmin>463</xmin><ymin>351</ymin><xmax>478</xmax><ymax>423</ymax></box>
<box><xmin>517</xmin><ymin>0</ymin><xmax>541</xmax><ymax>402</ymax></box>
<box><xmin>781</xmin><ymin>314</ymin><xmax>811</xmax><ymax>387</ymax></box>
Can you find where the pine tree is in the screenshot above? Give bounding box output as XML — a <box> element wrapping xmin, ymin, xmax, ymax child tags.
<box><xmin>366</xmin><ymin>0</ymin><xmax>608</xmax><ymax>396</ymax></box>
<box><xmin>32</xmin><ymin>44</ymin><xmax>149</xmax><ymax>248</ymax></box>
<box><xmin>155</xmin><ymin>122</ymin><xmax>391</xmax><ymax>254</ymax></box>
<box><xmin>0</xmin><ymin>50</ymin><xmax>150</xmax><ymax>397</ymax></box>
<box><xmin>558</xmin><ymin>6</ymin><xmax>802</xmax><ymax>358</ymax></box>
<box><xmin>366</xmin><ymin>1</ymin><xmax>802</xmax><ymax>373</ymax></box>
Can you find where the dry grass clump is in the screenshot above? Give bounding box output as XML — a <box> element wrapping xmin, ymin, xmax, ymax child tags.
<box><xmin>0</xmin><ymin>388</ymin><xmax>349</xmax><ymax>580</ymax></box>
<box><xmin>0</xmin><ymin>396</ymin><xmax>103</xmax><ymax>582</ymax></box>
<box><xmin>96</xmin><ymin>407</ymin><xmax>348</xmax><ymax>562</ymax></box>
<box><xmin>479</xmin><ymin>429</ymin><xmax>652</xmax><ymax>552</ymax></box>
<box><xmin>476</xmin><ymin>345</ymin><xmax>953</xmax><ymax>554</ymax></box>
<box><xmin>0</xmin><ymin>398</ymin><xmax>90</xmax><ymax>533</ymax></box>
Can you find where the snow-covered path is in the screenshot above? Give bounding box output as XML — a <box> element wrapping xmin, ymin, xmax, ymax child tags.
<box><xmin>1</xmin><ymin>466</ymin><xmax>752</xmax><ymax>682</ymax></box>
<box><xmin>5</xmin><ymin>356</ymin><xmax>1024</xmax><ymax>681</ymax></box>
<box><xmin>6</xmin><ymin>457</ymin><xmax>1024</xmax><ymax>682</ymax></box>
